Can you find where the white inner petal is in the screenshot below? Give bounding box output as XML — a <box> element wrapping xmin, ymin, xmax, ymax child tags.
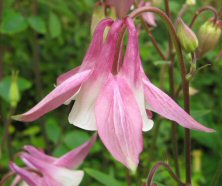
<box><xmin>55</xmin><ymin>169</ymin><xmax>84</xmax><ymax>186</ymax></box>
<box><xmin>68</xmin><ymin>79</ymin><xmax>104</xmax><ymax>131</ymax></box>
<box><xmin>142</xmin><ymin>119</ymin><xmax>154</xmax><ymax>132</ymax></box>
<box><xmin>133</xmin><ymin>87</ymin><xmax>154</xmax><ymax>132</ymax></box>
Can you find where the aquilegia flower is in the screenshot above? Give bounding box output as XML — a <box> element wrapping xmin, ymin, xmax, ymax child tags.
<box><xmin>13</xmin><ymin>18</ymin><xmax>214</xmax><ymax>171</ymax></box>
<box><xmin>9</xmin><ymin>134</ymin><xmax>96</xmax><ymax>186</ymax></box>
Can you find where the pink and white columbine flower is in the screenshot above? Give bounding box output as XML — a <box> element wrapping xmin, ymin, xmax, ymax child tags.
<box><xmin>9</xmin><ymin>134</ymin><xmax>96</xmax><ymax>186</ymax></box>
<box><xmin>13</xmin><ymin>18</ymin><xmax>214</xmax><ymax>171</ymax></box>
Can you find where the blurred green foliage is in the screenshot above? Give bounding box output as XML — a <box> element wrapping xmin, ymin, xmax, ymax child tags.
<box><xmin>0</xmin><ymin>0</ymin><xmax>222</xmax><ymax>185</ymax></box>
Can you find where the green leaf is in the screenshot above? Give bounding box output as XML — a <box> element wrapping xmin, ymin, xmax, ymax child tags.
<box><xmin>18</xmin><ymin>77</ymin><xmax>32</xmax><ymax>91</ymax></box>
<box><xmin>28</xmin><ymin>16</ymin><xmax>46</xmax><ymax>34</ymax></box>
<box><xmin>0</xmin><ymin>76</ymin><xmax>32</xmax><ymax>103</ymax></box>
<box><xmin>45</xmin><ymin>118</ymin><xmax>61</xmax><ymax>143</ymax></box>
<box><xmin>22</xmin><ymin>126</ymin><xmax>40</xmax><ymax>136</ymax></box>
<box><xmin>191</xmin><ymin>110</ymin><xmax>211</xmax><ymax>118</ymax></box>
<box><xmin>1</xmin><ymin>10</ymin><xmax>28</xmax><ymax>34</ymax></box>
<box><xmin>53</xmin><ymin>144</ymin><xmax>69</xmax><ymax>157</ymax></box>
<box><xmin>30</xmin><ymin>136</ymin><xmax>45</xmax><ymax>148</ymax></box>
<box><xmin>49</xmin><ymin>12</ymin><xmax>62</xmax><ymax>38</ymax></box>
<box><xmin>64</xmin><ymin>131</ymin><xmax>90</xmax><ymax>149</ymax></box>
<box><xmin>85</xmin><ymin>168</ymin><xmax>123</xmax><ymax>186</ymax></box>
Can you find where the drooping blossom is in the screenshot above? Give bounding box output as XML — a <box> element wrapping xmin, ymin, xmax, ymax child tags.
<box><xmin>139</xmin><ymin>0</ymin><xmax>156</xmax><ymax>27</ymax></box>
<box><xmin>9</xmin><ymin>134</ymin><xmax>96</xmax><ymax>186</ymax></box>
<box><xmin>13</xmin><ymin>18</ymin><xmax>214</xmax><ymax>171</ymax></box>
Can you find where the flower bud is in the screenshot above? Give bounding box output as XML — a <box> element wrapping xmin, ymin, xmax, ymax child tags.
<box><xmin>198</xmin><ymin>20</ymin><xmax>221</xmax><ymax>57</ymax></box>
<box><xmin>9</xmin><ymin>71</ymin><xmax>20</xmax><ymax>108</ymax></box>
<box><xmin>177</xmin><ymin>18</ymin><xmax>199</xmax><ymax>53</ymax></box>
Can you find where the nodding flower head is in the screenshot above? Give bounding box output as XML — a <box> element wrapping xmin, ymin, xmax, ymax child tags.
<box><xmin>13</xmin><ymin>17</ymin><xmax>214</xmax><ymax>171</ymax></box>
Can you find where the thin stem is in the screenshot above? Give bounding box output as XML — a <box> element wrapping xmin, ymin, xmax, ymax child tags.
<box><xmin>140</xmin><ymin>19</ymin><xmax>167</xmax><ymax>61</ymax></box>
<box><xmin>146</xmin><ymin>162</ymin><xmax>186</xmax><ymax>186</ymax></box>
<box><xmin>148</xmin><ymin>118</ymin><xmax>162</xmax><ymax>161</ymax></box>
<box><xmin>164</xmin><ymin>0</ymin><xmax>181</xmax><ymax>179</ymax></box>
<box><xmin>0</xmin><ymin>0</ymin><xmax>3</xmax><ymax>80</ymax></box>
<box><xmin>1</xmin><ymin>107</ymin><xmax>16</xmax><ymax>159</ymax></box>
<box><xmin>32</xmin><ymin>0</ymin><xmax>50</xmax><ymax>151</ymax></box>
<box><xmin>185</xmin><ymin>128</ymin><xmax>191</xmax><ymax>184</ymax></box>
<box><xmin>130</xmin><ymin>7</ymin><xmax>191</xmax><ymax>184</ymax></box>
<box><xmin>126</xmin><ymin>169</ymin><xmax>131</xmax><ymax>186</ymax></box>
<box><xmin>134</xmin><ymin>1</ymin><xmax>167</xmax><ymax>61</ymax></box>
<box><xmin>0</xmin><ymin>1</ymin><xmax>5</xmax><ymax>156</ymax></box>
<box><xmin>184</xmin><ymin>54</ymin><xmax>197</xmax><ymax>185</ymax></box>
<box><xmin>178</xmin><ymin>4</ymin><xmax>189</xmax><ymax>18</ymax></box>
<box><xmin>189</xmin><ymin>6</ymin><xmax>218</xmax><ymax>28</ymax></box>
<box><xmin>171</xmin><ymin>122</ymin><xmax>180</xmax><ymax>177</ymax></box>
<box><xmin>164</xmin><ymin>0</ymin><xmax>171</xmax><ymax>18</ymax></box>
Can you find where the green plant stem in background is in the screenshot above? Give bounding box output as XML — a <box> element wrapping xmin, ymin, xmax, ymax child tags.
<box><xmin>178</xmin><ymin>4</ymin><xmax>190</xmax><ymax>18</ymax></box>
<box><xmin>164</xmin><ymin>0</ymin><xmax>181</xmax><ymax>181</ymax></box>
<box><xmin>126</xmin><ymin>169</ymin><xmax>131</xmax><ymax>186</ymax></box>
<box><xmin>0</xmin><ymin>0</ymin><xmax>3</xmax><ymax>80</ymax></box>
<box><xmin>31</xmin><ymin>0</ymin><xmax>50</xmax><ymax>151</ymax></box>
<box><xmin>0</xmin><ymin>0</ymin><xmax>4</xmax><ymax>141</ymax></box>
<box><xmin>134</xmin><ymin>1</ymin><xmax>167</xmax><ymax>61</ymax></box>
<box><xmin>140</xmin><ymin>18</ymin><xmax>167</xmax><ymax>61</ymax></box>
<box><xmin>1</xmin><ymin>107</ymin><xmax>16</xmax><ymax>160</ymax></box>
<box><xmin>148</xmin><ymin>118</ymin><xmax>162</xmax><ymax>162</ymax></box>
<box><xmin>130</xmin><ymin>6</ymin><xmax>191</xmax><ymax>185</ymax></box>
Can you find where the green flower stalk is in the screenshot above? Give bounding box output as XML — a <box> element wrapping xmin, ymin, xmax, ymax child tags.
<box><xmin>198</xmin><ymin>19</ymin><xmax>221</xmax><ymax>57</ymax></box>
<box><xmin>176</xmin><ymin>18</ymin><xmax>198</xmax><ymax>53</ymax></box>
